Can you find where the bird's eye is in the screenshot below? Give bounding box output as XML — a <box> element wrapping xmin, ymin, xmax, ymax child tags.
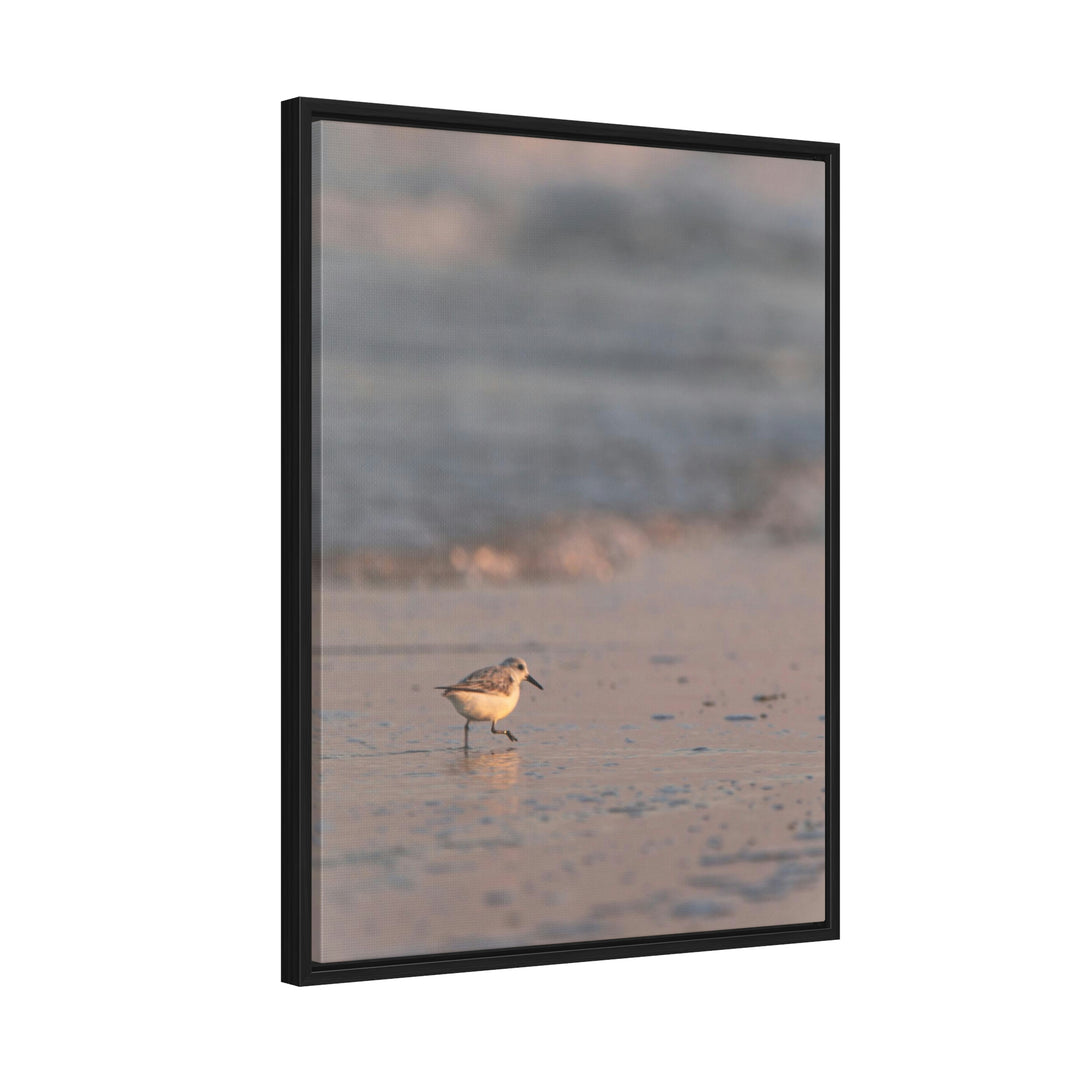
<box><xmin>516</xmin><ymin>663</ymin><xmax>524</xmax><ymax>670</ymax></box>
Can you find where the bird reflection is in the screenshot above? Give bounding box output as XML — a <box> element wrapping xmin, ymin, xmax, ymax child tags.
<box><xmin>445</xmin><ymin>747</ymin><xmax>521</xmax><ymax>790</ymax></box>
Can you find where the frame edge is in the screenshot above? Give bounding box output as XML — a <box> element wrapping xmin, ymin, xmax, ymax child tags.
<box><xmin>282</xmin><ymin>97</ymin><xmax>312</xmax><ymax>986</ymax></box>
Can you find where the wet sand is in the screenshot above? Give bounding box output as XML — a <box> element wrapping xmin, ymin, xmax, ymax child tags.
<box><xmin>312</xmin><ymin>538</ymin><xmax>826</xmax><ymax>963</ymax></box>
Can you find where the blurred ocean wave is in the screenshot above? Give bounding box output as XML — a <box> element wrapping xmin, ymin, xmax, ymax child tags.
<box><xmin>312</xmin><ymin>121</ymin><xmax>825</xmax><ymax>568</ymax></box>
<box><xmin>318</xmin><ymin>461</ymin><xmax>824</xmax><ymax>588</ymax></box>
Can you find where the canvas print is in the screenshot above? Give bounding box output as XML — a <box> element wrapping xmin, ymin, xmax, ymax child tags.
<box><xmin>310</xmin><ymin>118</ymin><xmax>827</xmax><ymax>963</ymax></box>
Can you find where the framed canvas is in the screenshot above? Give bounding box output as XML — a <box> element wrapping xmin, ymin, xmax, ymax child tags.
<box><xmin>282</xmin><ymin>97</ymin><xmax>839</xmax><ymax>985</ymax></box>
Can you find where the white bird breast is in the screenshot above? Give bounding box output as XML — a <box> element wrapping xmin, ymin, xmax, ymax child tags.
<box><xmin>446</xmin><ymin>684</ymin><xmax>520</xmax><ymax>723</ymax></box>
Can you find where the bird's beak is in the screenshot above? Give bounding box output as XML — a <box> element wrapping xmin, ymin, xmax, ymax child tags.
<box><xmin>526</xmin><ymin>674</ymin><xmax>543</xmax><ymax>690</ymax></box>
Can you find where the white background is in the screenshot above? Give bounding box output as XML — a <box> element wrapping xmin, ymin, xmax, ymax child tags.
<box><xmin>4</xmin><ymin>2</ymin><xmax>1077</xmax><ymax>1076</ymax></box>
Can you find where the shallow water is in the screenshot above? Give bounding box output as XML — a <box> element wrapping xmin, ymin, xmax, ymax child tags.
<box><xmin>312</xmin><ymin>600</ymin><xmax>826</xmax><ymax>963</ymax></box>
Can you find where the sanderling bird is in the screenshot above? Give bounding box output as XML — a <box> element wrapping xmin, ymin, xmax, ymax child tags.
<box><xmin>436</xmin><ymin>657</ymin><xmax>543</xmax><ymax>748</ymax></box>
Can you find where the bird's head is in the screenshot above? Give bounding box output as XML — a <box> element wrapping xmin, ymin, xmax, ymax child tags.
<box><xmin>503</xmin><ymin>657</ymin><xmax>543</xmax><ymax>690</ymax></box>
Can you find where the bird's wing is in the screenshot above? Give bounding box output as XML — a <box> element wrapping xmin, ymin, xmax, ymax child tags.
<box><xmin>435</xmin><ymin>665</ymin><xmax>513</xmax><ymax>695</ymax></box>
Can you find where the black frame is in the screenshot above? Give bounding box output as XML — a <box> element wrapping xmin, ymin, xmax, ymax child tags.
<box><xmin>282</xmin><ymin>96</ymin><xmax>839</xmax><ymax>986</ymax></box>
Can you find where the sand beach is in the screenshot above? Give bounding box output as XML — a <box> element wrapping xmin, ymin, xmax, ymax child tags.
<box><xmin>312</xmin><ymin>535</ymin><xmax>826</xmax><ymax>963</ymax></box>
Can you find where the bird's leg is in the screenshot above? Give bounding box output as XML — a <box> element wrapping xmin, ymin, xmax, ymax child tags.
<box><xmin>464</xmin><ymin>720</ymin><xmax>471</xmax><ymax>750</ymax></box>
<box><xmin>491</xmin><ymin>723</ymin><xmax>518</xmax><ymax>743</ymax></box>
